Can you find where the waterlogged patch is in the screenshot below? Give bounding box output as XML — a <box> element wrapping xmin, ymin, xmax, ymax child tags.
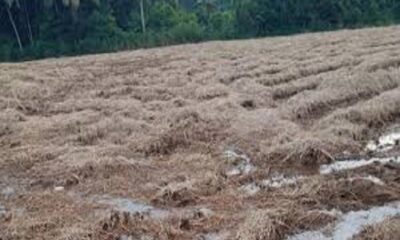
<box><xmin>366</xmin><ymin>131</ymin><xmax>400</xmax><ymax>152</ymax></box>
<box><xmin>287</xmin><ymin>202</ymin><xmax>400</xmax><ymax>240</ymax></box>
<box><xmin>197</xmin><ymin>231</ymin><xmax>230</xmax><ymax>240</ymax></box>
<box><xmin>0</xmin><ymin>203</ymin><xmax>6</xmax><ymax>216</ymax></box>
<box><xmin>261</xmin><ymin>175</ymin><xmax>302</xmax><ymax>188</ymax></box>
<box><xmin>194</xmin><ymin>207</ymin><xmax>215</xmax><ymax>218</ymax></box>
<box><xmin>224</xmin><ymin>149</ymin><xmax>255</xmax><ymax>176</ymax></box>
<box><xmin>240</xmin><ymin>183</ymin><xmax>261</xmax><ymax>196</ymax></box>
<box><xmin>94</xmin><ymin>196</ymin><xmax>169</xmax><ymax>219</ymax></box>
<box><xmin>320</xmin><ymin>156</ymin><xmax>400</xmax><ymax>174</ymax></box>
<box><xmin>120</xmin><ymin>235</ymin><xmax>133</xmax><ymax>240</ymax></box>
<box><xmin>120</xmin><ymin>234</ymin><xmax>153</xmax><ymax>240</ymax></box>
<box><xmin>348</xmin><ymin>175</ymin><xmax>385</xmax><ymax>185</ymax></box>
<box><xmin>240</xmin><ymin>175</ymin><xmax>302</xmax><ymax>196</ymax></box>
<box><xmin>1</xmin><ymin>186</ymin><xmax>15</xmax><ymax>198</ymax></box>
<box><xmin>54</xmin><ymin>186</ymin><xmax>65</xmax><ymax>191</ymax></box>
<box><xmin>314</xmin><ymin>209</ymin><xmax>343</xmax><ymax>218</ymax></box>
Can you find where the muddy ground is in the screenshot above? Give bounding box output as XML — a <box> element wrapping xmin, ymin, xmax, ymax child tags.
<box><xmin>1</xmin><ymin>26</ymin><xmax>400</xmax><ymax>240</ymax></box>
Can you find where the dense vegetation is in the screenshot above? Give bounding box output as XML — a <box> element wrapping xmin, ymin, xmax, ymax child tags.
<box><xmin>1</xmin><ymin>0</ymin><xmax>399</xmax><ymax>61</ymax></box>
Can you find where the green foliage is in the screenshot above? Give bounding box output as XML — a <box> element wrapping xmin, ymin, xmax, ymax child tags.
<box><xmin>0</xmin><ymin>38</ymin><xmax>14</xmax><ymax>60</ymax></box>
<box><xmin>0</xmin><ymin>0</ymin><xmax>399</xmax><ymax>62</ymax></box>
<box><xmin>234</xmin><ymin>0</ymin><xmax>399</xmax><ymax>37</ymax></box>
<box><xmin>168</xmin><ymin>20</ymin><xmax>204</xmax><ymax>43</ymax></box>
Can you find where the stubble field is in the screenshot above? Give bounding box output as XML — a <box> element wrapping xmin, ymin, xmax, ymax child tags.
<box><xmin>1</xmin><ymin>26</ymin><xmax>400</xmax><ymax>240</ymax></box>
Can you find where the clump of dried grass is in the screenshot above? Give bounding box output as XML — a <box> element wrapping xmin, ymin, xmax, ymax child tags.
<box><xmin>194</xmin><ymin>84</ymin><xmax>229</xmax><ymax>100</ymax></box>
<box><xmin>96</xmin><ymin>210</ymin><xmax>186</xmax><ymax>240</ymax></box>
<box><xmin>0</xmin><ymin>108</ymin><xmax>26</xmax><ymax>122</ymax></box>
<box><xmin>151</xmin><ymin>180</ymin><xmax>197</xmax><ymax>207</ymax></box>
<box><xmin>287</xmin><ymin>70</ymin><xmax>399</xmax><ymax>121</ymax></box>
<box><xmin>235</xmin><ymin>205</ymin><xmax>336</xmax><ymax>240</ymax></box>
<box><xmin>235</xmin><ymin>209</ymin><xmax>288</xmax><ymax>240</ymax></box>
<box><xmin>55</xmin><ymin>227</ymin><xmax>93</xmax><ymax>240</ymax></box>
<box><xmin>142</xmin><ymin>110</ymin><xmax>226</xmax><ymax>155</ymax></box>
<box><xmin>76</xmin><ymin>125</ymin><xmax>106</xmax><ymax>145</ymax></box>
<box><xmin>272</xmin><ymin>76</ymin><xmax>320</xmax><ymax>100</ymax></box>
<box><xmin>354</xmin><ymin>217</ymin><xmax>400</xmax><ymax>240</ymax></box>
<box><xmin>0</xmin><ymin>122</ymin><xmax>12</xmax><ymax>138</ymax></box>
<box><xmin>4</xmin><ymin>80</ymin><xmax>51</xmax><ymax>115</ymax></box>
<box><xmin>289</xmin><ymin>175</ymin><xmax>400</xmax><ymax>211</ymax></box>
<box><xmin>259</xmin><ymin>58</ymin><xmax>357</xmax><ymax>87</ymax></box>
<box><xmin>229</xmin><ymin>109</ymin><xmax>301</xmax><ymax>163</ymax></box>
<box><xmin>366</xmin><ymin>57</ymin><xmax>400</xmax><ymax>72</ymax></box>
<box><xmin>264</xmin><ymin>136</ymin><xmax>337</xmax><ymax>169</ymax></box>
<box><xmin>2</xmin><ymin>25</ymin><xmax>400</xmax><ymax>240</ymax></box>
<box><xmin>1</xmin><ymin>192</ymin><xmax>96</xmax><ymax>240</ymax></box>
<box><xmin>313</xmin><ymin>88</ymin><xmax>400</xmax><ymax>151</ymax></box>
<box><xmin>315</xmin><ymin>118</ymin><xmax>368</xmax><ymax>142</ymax></box>
<box><xmin>75</xmin><ymin>115</ymin><xmax>148</xmax><ymax>146</ymax></box>
<box><xmin>131</xmin><ymin>86</ymin><xmax>175</xmax><ymax>103</ymax></box>
<box><xmin>330</xmin><ymin>87</ymin><xmax>400</xmax><ymax>128</ymax></box>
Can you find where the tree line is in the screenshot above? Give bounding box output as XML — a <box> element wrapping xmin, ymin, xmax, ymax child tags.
<box><xmin>1</xmin><ymin>0</ymin><xmax>399</xmax><ymax>61</ymax></box>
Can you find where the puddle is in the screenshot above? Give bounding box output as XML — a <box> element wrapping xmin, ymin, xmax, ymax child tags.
<box><xmin>197</xmin><ymin>231</ymin><xmax>230</xmax><ymax>240</ymax></box>
<box><xmin>194</xmin><ymin>207</ymin><xmax>215</xmax><ymax>218</ymax></box>
<box><xmin>92</xmin><ymin>195</ymin><xmax>215</xmax><ymax>222</ymax></box>
<box><xmin>240</xmin><ymin>183</ymin><xmax>262</xmax><ymax>196</ymax></box>
<box><xmin>54</xmin><ymin>186</ymin><xmax>65</xmax><ymax>191</ymax></box>
<box><xmin>0</xmin><ymin>204</ymin><xmax>6</xmax><ymax>216</ymax></box>
<box><xmin>320</xmin><ymin>156</ymin><xmax>400</xmax><ymax>174</ymax></box>
<box><xmin>287</xmin><ymin>201</ymin><xmax>400</xmax><ymax>240</ymax></box>
<box><xmin>261</xmin><ymin>175</ymin><xmax>302</xmax><ymax>188</ymax></box>
<box><xmin>240</xmin><ymin>175</ymin><xmax>302</xmax><ymax>196</ymax></box>
<box><xmin>120</xmin><ymin>234</ymin><xmax>153</xmax><ymax>240</ymax></box>
<box><xmin>348</xmin><ymin>175</ymin><xmax>385</xmax><ymax>185</ymax></box>
<box><xmin>314</xmin><ymin>209</ymin><xmax>343</xmax><ymax>218</ymax></box>
<box><xmin>120</xmin><ymin>235</ymin><xmax>133</xmax><ymax>240</ymax></box>
<box><xmin>1</xmin><ymin>186</ymin><xmax>15</xmax><ymax>199</ymax></box>
<box><xmin>366</xmin><ymin>131</ymin><xmax>400</xmax><ymax>152</ymax></box>
<box><xmin>241</xmin><ymin>173</ymin><xmax>385</xmax><ymax>197</ymax></box>
<box><xmin>224</xmin><ymin>149</ymin><xmax>255</xmax><ymax>176</ymax></box>
<box><xmin>94</xmin><ymin>196</ymin><xmax>169</xmax><ymax>219</ymax></box>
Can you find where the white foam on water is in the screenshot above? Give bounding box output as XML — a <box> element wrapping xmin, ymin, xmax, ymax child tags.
<box><xmin>287</xmin><ymin>202</ymin><xmax>400</xmax><ymax>240</ymax></box>
<box><xmin>320</xmin><ymin>156</ymin><xmax>400</xmax><ymax>174</ymax></box>
<box><xmin>94</xmin><ymin>196</ymin><xmax>169</xmax><ymax>219</ymax></box>
<box><xmin>366</xmin><ymin>132</ymin><xmax>400</xmax><ymax>152</ymax></box>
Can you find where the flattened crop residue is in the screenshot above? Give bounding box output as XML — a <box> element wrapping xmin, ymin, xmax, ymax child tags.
<box><xmin>287</xmin><ymin>202</ymin><xmax>400</xmax><ymax>240</ymax></box>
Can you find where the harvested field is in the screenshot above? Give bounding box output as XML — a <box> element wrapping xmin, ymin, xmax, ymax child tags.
<box><xmin>1</xmin><ymin>26</ymin><xmax>400</xmax><ymax>240</ymax></box>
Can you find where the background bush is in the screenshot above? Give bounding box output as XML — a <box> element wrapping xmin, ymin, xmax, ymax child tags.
<box><xmin>0</xmin><ymin>0</ymin><xmax>399</xmax><ymax>62</ymax></box>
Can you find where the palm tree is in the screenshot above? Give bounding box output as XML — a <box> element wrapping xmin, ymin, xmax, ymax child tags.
<box><xmin>3</xmin><ymin>0</ymin><xmax>23</xmax><ymax>51</ymax></box>
<box><xmin>57</xmin><ymin>0</ymin><xmax>100</xmax><ymax>20</ymax></box>
<box><xmin>61</xmin><ymin>0</ymin><xmax>80</xmax><ymax>20</ymax></box>
<box><xmin>22</xmin><ymin>0</ymin><xmax>33</xmax><ymax>45</ymax></box>
<box><xmin>197</xmin><ymin>0</ymin><xmax>217</xmax><ymax>11</ymax></box>
<box><xmin>139</xmin><ymin>0</ymin><xmax>146</xmax><ymax>33</ymax></box>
